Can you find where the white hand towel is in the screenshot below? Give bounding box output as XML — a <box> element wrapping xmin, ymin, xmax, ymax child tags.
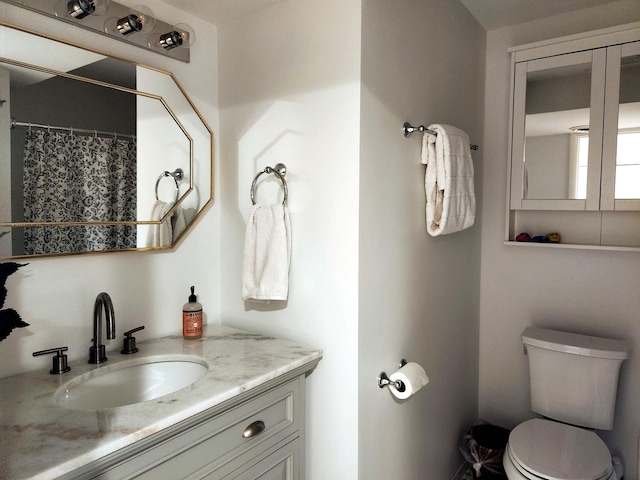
<box><xmin>171</xmin><ymin>207</ymin><xmax>186</xmax><ymax>241</ymax></box>
<box><xmin>148</xmin><ymin>200</ymin><xmax>174</xmax><ymax>247</ymax></box>
<box><xmin>242</xmin><ymin>204</ymin><xmax>292</xmax><ymax>302</ymax></box>
<box><xmin>421</xmin><ymin>124</ymin><xmax>475</xmax><ymax>236</ymax></box>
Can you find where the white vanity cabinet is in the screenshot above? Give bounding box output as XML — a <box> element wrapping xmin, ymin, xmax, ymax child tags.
<box><xmin>506</xmin><ymin>22</ymin><xmax>640</xmax><ymax>249</ymax></box>
<box><xmin>62</xmin><ymin>374</ymin><xmax>305</xmax><ymax>480</ymax></box>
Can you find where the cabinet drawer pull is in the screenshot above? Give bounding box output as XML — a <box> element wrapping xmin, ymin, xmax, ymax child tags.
<box><xmin>242</xmin><ymin>420</ymin><xmax>266</xmax><ymax>438</ymax></box>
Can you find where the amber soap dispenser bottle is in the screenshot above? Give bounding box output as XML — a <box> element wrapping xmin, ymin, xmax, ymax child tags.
<box><xmin>183</xmin><ymin>286</ymin><xmax>203</xmax><ymax>340</ymax></box>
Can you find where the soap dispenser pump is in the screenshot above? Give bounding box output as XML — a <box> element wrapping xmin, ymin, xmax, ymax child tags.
<box><xmin>183</xmin><ymin>286</ymin><xmax>203</xmax><ymax>340</ymax></box>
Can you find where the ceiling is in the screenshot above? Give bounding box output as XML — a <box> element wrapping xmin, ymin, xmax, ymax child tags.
<box><xmin>160</xmin><ymin>0</ymin><xmax>622</xmax><ymax>29</ymax></box>
<box><xmin>459</xmin><ymin>0</ymin><xmax>622</xmax><ymax>30</ymax></box>
<box><xmin>159</xmin><ymin>0</ymin><xmax>285</xmax><ymax>26</ymax></box>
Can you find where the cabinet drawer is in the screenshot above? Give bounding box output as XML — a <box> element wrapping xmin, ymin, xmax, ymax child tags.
<box><xmin>97</xmin><ymin>377</ymin><xmax>302</xmax><ymax>479</ymax></box>
<box><xmin>220</xmin><ymin>438</ymin><xmax>299</xmax><ymax>480</ymax></box>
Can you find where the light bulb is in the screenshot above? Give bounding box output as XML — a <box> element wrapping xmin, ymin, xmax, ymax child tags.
<box><xmin>104</xmin><ymin>5</ymin><xmax>156</xmax><ymax>36</ymax></box>
<box><xmin>149</xmin><ymin>23</ymin><xmax>196</xmax><ymax>50</ymax></box>
<box><xmin>55</xmin><ymin>0</ymin><xmax>110</xmax><ymax>19</ymax></box>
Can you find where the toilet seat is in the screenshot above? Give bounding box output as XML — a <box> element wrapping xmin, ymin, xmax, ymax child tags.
<box><xmin>506</xmin><ymin>419</ymin><xmax>613</xmax><ymax>480</ymax></box>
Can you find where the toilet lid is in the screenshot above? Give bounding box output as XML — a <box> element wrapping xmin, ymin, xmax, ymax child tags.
<box><xmin>509</xmin><ymin>419</ymin><xmax>612</xmax><ymax>480</ymax></box>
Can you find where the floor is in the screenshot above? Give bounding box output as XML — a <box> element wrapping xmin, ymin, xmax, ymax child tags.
<box><xmin>455</xmin><ymin>464</ymin><xmax>506</xmax><ymax>480</ymax></box>
<box><xmin>452</xmin><ymin>464</ymin><xmax>475</xmax><ymax>480</ymax></box>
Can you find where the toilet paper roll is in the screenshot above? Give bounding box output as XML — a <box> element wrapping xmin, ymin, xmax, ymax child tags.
<box><xmin>389</xmin><ymin>362</ymin><xmax>429</xmax><ymax>400</ymax></box>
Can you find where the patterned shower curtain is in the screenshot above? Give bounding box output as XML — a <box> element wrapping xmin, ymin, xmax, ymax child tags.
<box><xmin>22</xmin><ymin>130</ymin><xmax>137</xmax><ymax>255</ymax></box>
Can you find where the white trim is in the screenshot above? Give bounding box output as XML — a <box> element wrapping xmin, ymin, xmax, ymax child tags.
<box><xmin>509</xmin><ymin>21</ymin><xmax>640</xmax><ymax>58</ymax></box>
<box><xmin>504</xmin><ymin>241</ymin><xmax>640</xmax><ymax>253</ymax></box>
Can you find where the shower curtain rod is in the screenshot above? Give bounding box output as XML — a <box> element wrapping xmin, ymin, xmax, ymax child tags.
<box><xmin>10</xmin><ymin>118</ymin><xmax>135</xmax><ymax>140</ymax></box>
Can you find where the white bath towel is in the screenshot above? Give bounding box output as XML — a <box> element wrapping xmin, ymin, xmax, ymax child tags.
<box><xmin>421</xmin><ymin>124</ymin><xmax>475</xmax><ymax>236</ymax></box>
<box><xmin>148</xmin><ymin>200</ymin><xmax>174</xmax><ymax>247</ymax></box>
<box><xmin>242</xmin><ymin>204</ymin><xmax>292</xmax><ymax>302</ymax></box>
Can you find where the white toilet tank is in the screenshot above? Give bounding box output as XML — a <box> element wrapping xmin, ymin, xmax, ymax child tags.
<box><xmin>522</xmin><ymin>327</ymin><xmax>628</xmax><ymax>430</ymax></box>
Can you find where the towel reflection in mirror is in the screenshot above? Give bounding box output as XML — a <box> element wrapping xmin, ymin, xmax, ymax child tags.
<box><xmin>148</xmin><ymin>200</ymin><xmax>185</xmax><ymax>247</ymax></box>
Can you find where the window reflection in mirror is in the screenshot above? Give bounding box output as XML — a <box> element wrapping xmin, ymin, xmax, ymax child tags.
<box><xmin>615</xmin><ymin>54</ymin><xmax>640</xmax><ymax>199</ymax></box>
<box><xmin>524</xmin><ymin>61</ymin><xmax>592</xmax><ymax>200</ymax></box>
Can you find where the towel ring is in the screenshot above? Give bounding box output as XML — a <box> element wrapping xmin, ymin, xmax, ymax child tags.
<box><xmin>155</xmin><ymin>168</ymin><xmax>184</xmax><ymax>203</ymax></box>
<box><xmin>250</xmin><ymin>163</ymin><xmax>288</xmax><ymax>206</ymax></box>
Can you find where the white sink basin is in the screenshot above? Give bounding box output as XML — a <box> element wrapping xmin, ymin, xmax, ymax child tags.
<box><xmin>55</xmin><ymin>357</ymin><xmax>209</xmax><ymax>410</ymax></box>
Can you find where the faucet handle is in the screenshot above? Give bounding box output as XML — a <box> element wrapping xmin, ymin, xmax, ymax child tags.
<box><xmin>33</xmin><ymin>346</ymin><xmax>71</xmax><ymax>374</ymax></box>
<box><xmin>121</xmin><ymin>326</ymin><xmax>145</xmax><ymax>354</ymax></box>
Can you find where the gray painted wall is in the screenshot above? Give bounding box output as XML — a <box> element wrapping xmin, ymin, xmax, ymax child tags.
<box><xmin>359</xmin><ymin>0</ymin><xmax>484</xmax><ymax>478</ymax></box>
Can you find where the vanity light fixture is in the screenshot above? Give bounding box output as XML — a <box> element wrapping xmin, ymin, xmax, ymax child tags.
<box><xmin>570</xmin><ymin>125</ymin><xmax>590</xmax><ymax>133</ymax></box>
<box><xmin>54</xmin><ymin>0</ymin><xmax>110</xmax><ymax>19</ymax></box>
<box><xmin>3</xmin><ymin>0</ymin><xmax>192</xmax><ymax>62</ymax></box>
<box><xmin>104</xmin><ymin>5</ymin><xmax>156</xmax><ymax>36</ymax></box>
<box><xmin>149</xmin><ymin>23</ymin><xmax>196</xmax><ymax>50</ymax></box>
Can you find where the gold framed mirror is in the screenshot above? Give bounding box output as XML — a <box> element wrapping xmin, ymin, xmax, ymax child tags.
<box><xmin>0</xmin><ymin>23</ymin><xmax>213</xmax><ymax>258</ymax></box>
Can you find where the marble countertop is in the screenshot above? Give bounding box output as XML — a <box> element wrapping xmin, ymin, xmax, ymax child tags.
<box><xmin>0</xmin><ymin>325</ymin><xmax>322</xmax><ymax>480</ymax></box>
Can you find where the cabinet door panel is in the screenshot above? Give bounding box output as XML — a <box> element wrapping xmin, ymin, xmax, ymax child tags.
<box><xmin>510</xmin><ymin>49</ymin><xmax>606</xmax><ymax>210</ymax></box>
<box><xmin>91</xmin><ymin>378</ymin><xmax>301</xmax><ymax>480</ymax></box>
<box><xmin>602</xmin><ymin>41</ymin><xmax>640</xmax><ymax>210</ymax></box>
<box><xmin>227</xmin><ymin>439</ymin><xmax>298</xmax><ymax>480</ymax></box>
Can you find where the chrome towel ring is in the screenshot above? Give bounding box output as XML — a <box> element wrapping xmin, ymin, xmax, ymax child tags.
<box><xmin>155</xmin><ymin>168</ymin><xmax>184</xmax><ymax>203</ymax></box>
<box><xmin>250</xmin><ymin>163</ymin><xmax>288</xmax><ymax>206</ymax></box>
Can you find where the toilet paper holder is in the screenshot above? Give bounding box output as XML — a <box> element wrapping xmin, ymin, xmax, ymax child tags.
<box><xmin>378</xmin><ymin>359</ymin><xmax>408</xmax><ymax>392</ymax></box>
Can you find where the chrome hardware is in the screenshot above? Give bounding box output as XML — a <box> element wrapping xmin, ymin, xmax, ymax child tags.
<box><xmin>11</xmin><ymin>117</ymin><xmax>135</xmax><ymax>140</ymax></box>
<box><xmin>250</xmin><ymin>163</ymin><xmax>288</xmax><ymax>206</ymax></box>
<box><xmin>403</xmin><ymin>122</ymin><xmax>479</xmax><ymax>150</ymax></box>
<box><xmin>33</xmin><ymin>346</ymin><xmax>71</xmax><ymax>374</ymax></box>
<box><xmin>377</xmin><ymin>359</ymin><xmax>408</xmax><ymax>390</ymax></box>
<box><xmin>242</xmin><ymin>420</ymin><xmax>266</xmax><ymax>438</ymax></box>
<box><xmin>403</xmin><ymin>122</ymin><xmax>429</xmax><ymax>138</ymax></box>
<box><xmin>4</xmin><ymin>0</ymin><xmax>190</xmax><ymax>62</ymax></box>
<box><xmin>155</xmin><ymin>168</ymin><xmax>183</xmax><ymax>203</ymax></box>
<box><xmin>121</xmin><ymin>325</ymin><xmax>144</xmax><ymax>354</ymax></box>
<box><xmin>89</xmin><ymin>292</ymin><xmax>116</xmax><ymax>364</ymax></box>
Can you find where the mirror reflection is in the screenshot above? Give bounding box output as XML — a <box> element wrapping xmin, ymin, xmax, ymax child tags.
<box><xmin>615</xmin><ymin>53</ymin><xmax>640</xmax><ymax>199</ymax></box>
<box><xmin>0</xmin><ymin>24</ymin><xmax>213</xmax><ymax>258</ymax></box>
<box><xmin>523</xmin><ymin>51</ymin><xmax>640</xmax><ymax>203</ymax></box>
<box><xmin>524</xmin><ymin>61</ymin><xmax>592</xmax><ymax>200</ymax></box>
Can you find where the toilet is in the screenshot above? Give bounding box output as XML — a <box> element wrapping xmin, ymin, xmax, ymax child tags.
<box><xmin>503</xmin><ymin>327</ymin><xmax>628</xmax><ymax>480</ymax></box>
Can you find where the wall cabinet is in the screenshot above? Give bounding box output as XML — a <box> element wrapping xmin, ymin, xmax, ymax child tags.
<box><xmin>60</xmin><ymin>375</ymin><xmax>305</xmax><ymax>480</ymax></box>
<box><xmin>506</xmin><ymin>22</ymin><xmax>640</xmax><ymax>249</ymax></box>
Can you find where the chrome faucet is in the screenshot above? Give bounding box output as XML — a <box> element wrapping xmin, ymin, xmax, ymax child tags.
<box><xmin>89</xmin><ymin>292</ymin><xmax>116</xmax><ymax>364</ymax></box>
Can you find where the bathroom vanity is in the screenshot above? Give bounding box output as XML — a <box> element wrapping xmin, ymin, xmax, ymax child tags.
<box><xmin>0</xmin><ymin>325</ymin><xmax>322</xmax><ymax>479</ymax></box>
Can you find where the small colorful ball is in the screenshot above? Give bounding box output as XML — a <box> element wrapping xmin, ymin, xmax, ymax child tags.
<box><xmin>546</xmin><ymin>232</ymin><xmax>561</xmax><ymax>243</ymax></box>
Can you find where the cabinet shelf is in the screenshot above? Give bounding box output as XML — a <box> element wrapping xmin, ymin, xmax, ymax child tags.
<box><xmin>504</xmin><ymin>241</ymin><xmax>640</xmax><ymax>253</ymax></box>
<box><xmin>506</xmin><ymin>208</ymin><xmax>640</xmax><ymax>250</ymax></box>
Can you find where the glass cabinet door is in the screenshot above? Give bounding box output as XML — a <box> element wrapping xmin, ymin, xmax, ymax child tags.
<box><xmin>510</xmin><ymin>49</ymin><xmax>607</xmax><ymax>210</ymax></box>
<box><xmin>601</xmin><ymin>41</ymin><xmax>640</xmax><ymax>210</ymax></box>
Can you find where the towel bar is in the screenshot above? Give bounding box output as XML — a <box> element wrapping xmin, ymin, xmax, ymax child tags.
<box><xmin>155</xmin><ymin>168</ymin><xmax>183</xmax><ymax>203</ymax></box>
<box><xmin>403</xmin><ymin>122</ymin><xmax>479</xmax><ymax>150</ymax></box>
<box><xmin>250</xmin><ymin>163</ymin><xmax>288</xmax><ymax>206</ymax></box>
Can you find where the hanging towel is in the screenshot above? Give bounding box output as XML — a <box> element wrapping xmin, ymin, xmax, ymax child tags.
<box><xmin>421</xmin><ymin>124</ymin><xmax>475</xmax><ymax>236</ymax></box>
<box><xmin>148</xmin><ymin>200</ymin><xmax>174</xmax><ymax>247</ymax></box>
<box><xmin>171</xmin><ymin>207</ymin><xmax>186</xmax><ymax>241</ymax></box>
<box><xmin>242</xmin><ymin>204</ymin><xmax>292</xmax><ymax>302</ymax></box>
